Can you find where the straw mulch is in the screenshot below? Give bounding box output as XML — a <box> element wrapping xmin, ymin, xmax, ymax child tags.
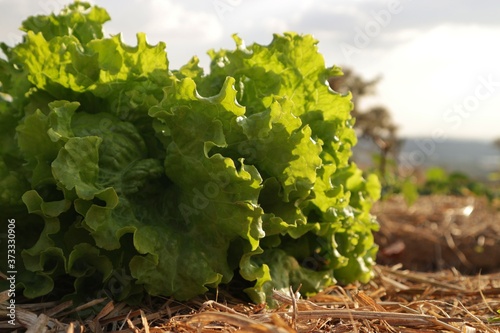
<box><xmin>2</xmin><ymin>195</ymin><xmax>499</xmax><ymax>332</ymax></box>
<box><xmin>373</xmin><ymin>195</ymin><xmax>500</xmax><ymax>274</ymax></box>
<box><xmin>2</xmin><ymin>266</ymin><xmax>499</xmax><ymax>332</ymax></box>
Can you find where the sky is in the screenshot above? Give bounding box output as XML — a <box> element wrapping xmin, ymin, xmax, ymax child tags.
<box><xmin>1</xmin><ymin>0</ymin><xmax>499</xmax><ymax>141</ymax></box>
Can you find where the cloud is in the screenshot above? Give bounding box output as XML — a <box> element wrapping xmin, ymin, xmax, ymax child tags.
<box><xmin>392</xmin><ymin>0</ymin><xmax>500</xmax><ymax>30</ymax></box>
<box><xmin>102</xmin><ymin>0</ymin><xmax>222</xmax><ymax>43</ymax></box>
<box><xmin>160</xmin><ymin>10</ymin><xmax>222</xmax><ymax>43</ymax></box>
<box><xmin>375</xmin><ymin>24</ymin><xmax>500</xmax><ymax>139</ymax></box>
<box><xmin>292</xmin><ymin>5</ymin><xmax>361</xmax><ymax>38</ymax></box>
<box><xmin>89</xmin><ymin>0</ymin><xmax>224</xmax><ymax>68</ymax></box>
<box><xmin>0</xmin><ymin>1</ymin><xmax>41</xmax><ymax>56</ymax></box>
<box><xmin>290</xmin><ymin>0</ymin><xmax>500</xmax><ymax>57</ymax></box>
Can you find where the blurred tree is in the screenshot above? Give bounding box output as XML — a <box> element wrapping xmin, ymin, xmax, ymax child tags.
<box><xmin>329</xmin><ymin>68</ymin><xmax>400</xmax><ymax>181</ymax></box>
<box><xmin>492</xmin><ymin>139</ymin><xmax>500</xmax><ymax>197</ymax></box>
<box><xmin>494</xmin><ymin>138</ymin><xmax>500</xmax><ymax>150</ymax></box>
<box><xmin>328</xmin><ymin>68</ymin><xmax>379</xmax><ymax>118</ymax></box>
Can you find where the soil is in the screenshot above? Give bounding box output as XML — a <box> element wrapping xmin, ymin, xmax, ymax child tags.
<box><xmin>373</xmin><ymin>195</ymin><xmax>500</xmax><ymax>274</ymax></box>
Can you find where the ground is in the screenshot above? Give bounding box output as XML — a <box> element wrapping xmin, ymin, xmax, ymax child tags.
<box><xmin>2</xmin><ymin>195</ymin><xmax>500</xmax><ymax>332</ymax></box>
<box><xmin>373</xmin><ymin>195</ymin><xmax>500</xmax><ymax>274</ymax></box>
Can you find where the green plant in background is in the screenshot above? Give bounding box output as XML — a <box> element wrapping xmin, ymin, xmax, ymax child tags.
<box><xmin>490</xmin><ymin>138</ymin><xmax>500</xmax><ymax>202</ymax></box>
<box><xmin>400</xmin><ymin>178</ymin><xmax>419</xmax><ymax>207</ymax></box>
<box><xmin>489</xmin><ymin>309</ymin><xmax>500</xmax><ymax>323</ymax></box>
<box><xmin>0</xmin><ymin>2</ymin><xmax>380</xmax><ymax>306</ymax></box>
<box><xmin>421</xmin><ymin>167</ymin><xmax>494</xmax><ymax>199</ymax></box>
<box><xmin>373</xmin><ymin>164</ymin><xmax>496</xmax><ymax>207</ymax></box>
<box><xmin>362</xmin><ymin>152</ymin><xmax>419</xmax><ymax>206</ymax></box>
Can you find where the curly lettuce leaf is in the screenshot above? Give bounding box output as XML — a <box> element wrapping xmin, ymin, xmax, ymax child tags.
<box><xmin>21</xmin><ymin>1</ymin><xmax>110</xmax><ymax>45</ymax></box>
<box><xmin>199</xmin><ymin>33</ymin><xmax>355</xmax><ymax>167</ymax></box>
<box><xmin>13</xmin><ymin>22</ymin><xmax>170</xmax><ymax>127</ymax></box>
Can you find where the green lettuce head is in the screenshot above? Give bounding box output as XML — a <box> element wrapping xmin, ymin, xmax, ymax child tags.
<box><xmin>0</xmin><ymin>1</ymin><xmax>380</xmax><ymax>306</ymax></box>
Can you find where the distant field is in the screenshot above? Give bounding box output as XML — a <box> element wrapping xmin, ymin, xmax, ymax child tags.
<box><xmin>353</xmin><ymin>137</ymin><xmax>500</xmax><ymax>181</ymax></box>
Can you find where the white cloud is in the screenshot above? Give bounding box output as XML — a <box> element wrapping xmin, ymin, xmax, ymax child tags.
<box><xmin>99</xmin><ymin>1</ymin><xmax>218</xmax><ymax>41</ymax></box>
<box><xmin>375</xmin><ymin>24</ymin><xmax>500</xmax><ymax>139</ymax></box>
<box><xmin>90</xmin><ymin>0</ymin><xmax>224</xmax><ymax>68</ymax></box>
<box><xmin>0</xmin><ymin>0</ymin><xmax>74</xmax><ymax>54</ymax></box>
<box><xmin>135</xmin><ymin>0</ymin><xmax>222</xmax><ymax>43</ymax></box>
<box><xmin>263</xmin><ymin>17</ymin><xmax>289</xmax><ymax>34</ymax></box>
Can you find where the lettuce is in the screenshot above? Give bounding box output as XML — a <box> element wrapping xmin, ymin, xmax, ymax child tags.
<box><xmin>0</xmin><ymin>2</ymin><xmax>380</xmax><ymax>305</ymax></box>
